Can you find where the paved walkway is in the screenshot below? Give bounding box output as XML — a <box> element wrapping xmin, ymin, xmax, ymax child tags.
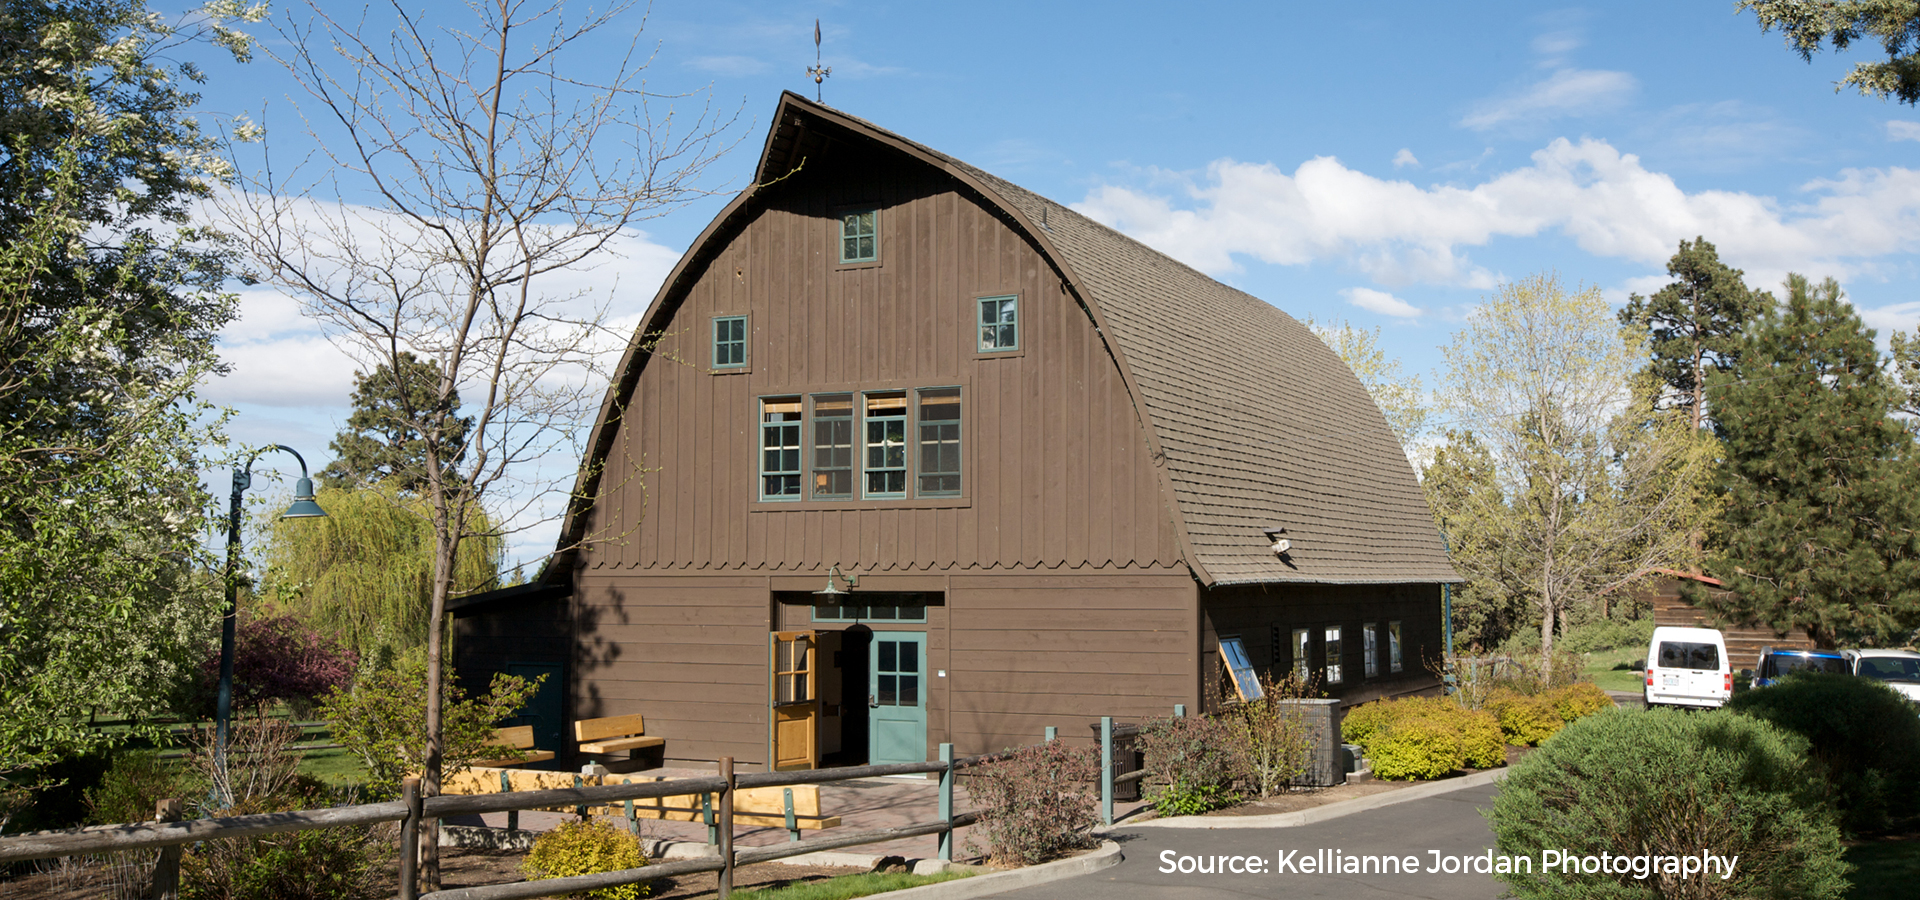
<box><xmin>443</xmin><ymin>765</ymin><xmax>1152</xmax><ymax>861</ymax></box>
<box><xmin>991</xmin><ymin>782</ymin><xmax>1505</xmax><ymax>900</ymax></box>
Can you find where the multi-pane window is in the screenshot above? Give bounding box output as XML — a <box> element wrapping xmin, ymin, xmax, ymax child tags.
<box><xmin>863</xmin><ymin>393</ymin><xmax>908</xmax><ymax>497</ymax></box>
<box><xmin>813</xmin><ymin>602</ymin><xmax>928</xmax><ymax>623</ymax></box>
<box><xmin>1364</xmin><ymin>624</ymin><xmax>1380</xmax><ymax>679</ymax></box>
<box><xmin>1292</xmin><ymin>628</ymin><xmax>1310</xmax><ymax>681</ymax></box>
<box><xmin>840</xmin><ymin>210</ymin><xmax>877</xmax><ymax>263</ymax></box>
<box><xmin>1389</xmin><ymin>621</ymin><xmax>1403</xmax><ymax>673</ymax></box>
<box><xmin>978</xmin><ymin>295</ymin><xmax>1018</xmax><ymax>351</ymax></box>
<box><xmin>712</xmin><ymin>315</ymin><xmax>747</xmax><ymax>368</ymax></box>
<box><xmin>760</xmin><ymin>398</ymin><xmax>802</xmax><ymax>499</ymax></box>
<box><xmin>917</xmin><ymin>388</ymin><xmax>961</xmax><ymax>496</ymax></box>
<box><xmin>811</xmin><ymin>394</ymin><xmax>854</xmax><ymax>500</ymax></box>
<box><xmin>1324</xmin><ymin>625</ymin><xmax>1344</xmax><ymax>684</ymax></box>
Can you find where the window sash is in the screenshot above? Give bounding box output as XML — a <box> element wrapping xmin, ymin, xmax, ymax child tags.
<box><xmin>978</xmin><ymin>295</ymin><xmax>1018</xmax><ymax>351</ymax></box>
<box><xmin>1325</xmin><ymin>626</ymin><xmax>1344</xmax><ymax>684</ymax></box>
<box><xmin>1292</xmin><ymin>628</ymin><xmax>1310</xmax><ymax>681</ymax></box>
<box><xmin>1389</xmin><ymin>621</ymin><xmax>1403</xmax><ymax>673</ymax></box>
<box><xmin>811</xmin><ymin>394</ymin><xmax>854</xmax><ymax>500</ymax></box>
<box><xmin>1364</xmin><ymin>624</ymin><xmax>1379</xmax><ymax>678</ymax></box>
<box><xmin>864</xmin><ymin>393</ymin><xmax>908</xmax><ymax>497</ymax></box>
<box><xmin>916</xmin><ymin>388</ymin><xmax>961</xmax><ymax>497</ymax></box>
<box><xmin>713</xmin><ymin>316</ymin><xmax>747</xmax><ymax>367</ymax></box>
<box><xmin>840</xmin><ymin>210</ymin><xmax>877</xmax><ymax>263</ymax></box>
<box><xmin>761</xmin><ymin>399</ymin><xmax>802</xmax><ymax>499</ymax></box>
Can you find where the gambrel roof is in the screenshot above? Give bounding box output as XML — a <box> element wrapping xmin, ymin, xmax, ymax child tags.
<box><xmin>555</xmin><ymin>93</ymin><xmax>1458</xmax><ymax>587</ymax></box>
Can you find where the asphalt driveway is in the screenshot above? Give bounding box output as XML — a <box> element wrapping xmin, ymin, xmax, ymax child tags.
<box><xmin>990</xmin><ymin>782</ymin><xmax>1505</xmax><ymax>900</ymax></box>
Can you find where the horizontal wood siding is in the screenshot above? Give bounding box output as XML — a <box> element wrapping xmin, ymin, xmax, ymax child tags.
<box><xmin>1637</xmin><ymin>577</ymin><xmax>1818</xmax><ymax>668</ymax></box>
<box><xmin>452</xmin><ymin>595</ymin><xmax>570</xmax><ymax>701</ymax></box>
<box><xmin>1200</xmin><ymin>583</ymin><xmax>1443</xmax><ymax>709</ymax></box>
<box><xmin>574</xmin><ymin>142</ymin><xmax>1181</xmax><ymax>577</ymax></box>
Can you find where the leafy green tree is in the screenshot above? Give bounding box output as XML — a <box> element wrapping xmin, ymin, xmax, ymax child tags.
<box><xmin>1305</xmin><ymin>317</ymin><xmax>1428</xmax><ymax>453</ymax></box>
<box><xmin>1434</xmin><ymin>274</ymin><xmax>1718</xmax><ymax>670</ymax></box>
<box><xmin>319</xmin><ymin>353</ymin><xmax>473</xmax><ymax>494</ymax></box>
<box><xmin>259</xmin><ymin>483</ymin><xmax>504</xmax><ymax>668</ymax></box>
<box><xmin>1740</xmin><ymin>0</ymin><xmax>1920</xmax><ymax>104</ymax></box>
<box><xmin>0</xmin><ymin>0</ymin><xmax>259</xmax><ymax>797</ymax></box>
<box><xmin>317</xmin><ymin>658</ymin><xmax>537</xmax><ymax>798</ymax></box>
<box><xmin>1700</xmin><ymin>275</ymin><xmax>1920</xmax><ymax>646</ymax></box>
<box><xmin>1617</xmin><ymin>236</ymin><xmax>1766</xmax><ymax>429</ymax></box>
<box><xmin>1423</xmin><ymin>430</ymin><xmax>1530</xmax><ymax>651</ymax></box>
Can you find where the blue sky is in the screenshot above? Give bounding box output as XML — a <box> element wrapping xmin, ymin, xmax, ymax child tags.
<box><xmin>189</xmin><ymin>1</ymin><xmax>1920</xmax><ymax>567</ymax></box>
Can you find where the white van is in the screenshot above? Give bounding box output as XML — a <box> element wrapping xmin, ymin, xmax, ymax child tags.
<box><xmin>1641</xmin><ymin>626</ymin><xmax>1732</xmax><ymax>709</ymax></box>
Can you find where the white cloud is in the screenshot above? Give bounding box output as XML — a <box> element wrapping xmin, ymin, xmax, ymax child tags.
<box><xmin>1860</xmin><ymin>300</ymin><xmax>1920</xmax><ymax>334</ymax></box>
<box><xmin>1392</xmin><ymin>148</ymin><xmax>1419</xmax><ymax>169</ymax></box>
<box><xmin>1888</xmin><ymin>120</ymin><xmax>1920</xmax><ymax>143</ymax></box>
<box><xmin>1460</xmin><ymin>68</ymin><xmax>1636</xmax><ymax>131</ymax></box>
<box><xmin>1341</xmin><ymin>287</ymin><xmax>1423</xmax><ymax>318</ymax></box>
<box><xmin>689</xmin><ymin>55</ymin><xmax>770</xmax><ymax>76</ymax></box>
<box><xmin>1071</xmin><ymin>138</ymin><xmax>1920</xmax><ymax>291</ymax></box>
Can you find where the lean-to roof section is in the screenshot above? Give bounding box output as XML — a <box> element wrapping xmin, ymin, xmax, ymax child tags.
<box><xmin>552</xmin><ymin>93</ymin><xmax>1458</xmax><ymax>587</ymax></box>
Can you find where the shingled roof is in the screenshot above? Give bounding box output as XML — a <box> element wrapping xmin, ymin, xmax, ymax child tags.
<box><xmin>558</xmin><ymin>93</ymin><xmax>1459</xmax><ymax>587</ymax></box>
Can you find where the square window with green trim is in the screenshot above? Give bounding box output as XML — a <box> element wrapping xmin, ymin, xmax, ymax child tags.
<box><xmin>978</xmin><ymin>295</ymin><xmax>1018</xmax><ymax>351</ymax></box>
<box><xmin>840</xmin><ymin>209</ymin><xmax>878</xmax><ymax>263</ymax></box>
<box><xmin>712</xmin><ymin>315</ymin><xmax>747</xmax><ymax>368</ymax></box>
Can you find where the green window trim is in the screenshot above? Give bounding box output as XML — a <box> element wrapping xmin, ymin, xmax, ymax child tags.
<box><xmin>978</xmin><ymin>295</ymin><xmax>1018</xmax><ymax>351</ymax></box>
<box><xmin>863</xmin><ymin>392</ymin><xmax>908</xmax><ymax>498</ymax></box>
<box><xmin>840</xmin><ymin>209</ymin><xmax>878</xmax><ymax>263</ymax></box>
<box><xmin>811</xmin><ymin>393</ymin><xmax>855</xmax><ymax>500</ymax></box>
<box><xmin>916</xmin><ymin>387</ymin><xmax>961</xmax><ymax>497</ymax></box>
<box><xmin>713</xmin><ymin>315</ymin><xmax>747</xmax><ymax>368</ymax></box>
<box><xmin>761</xmin><ymin>397</ymin><xmax>803</xmax><ymax>500</ymax></box>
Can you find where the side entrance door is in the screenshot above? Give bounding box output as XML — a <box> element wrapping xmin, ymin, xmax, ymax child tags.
<box><xmin>770</xmin><ymin>631</ymin><xmax>820</xmax><ymax>771</ymax></box>
<box><xmin>506</xmin><ymin>662</ymin><xmax>563</xmax><ymax>755</ymax></box>
<box><xmin>868</xmin><ymin>632</ymin><xmax>927</xmax><ymax>766</ymax></box>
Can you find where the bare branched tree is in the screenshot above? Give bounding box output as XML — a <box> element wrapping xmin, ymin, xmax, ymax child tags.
<box><xmin>222</xmin><ymin>0</ymin><xmax>736</xmax><ymax>884</ymax></box>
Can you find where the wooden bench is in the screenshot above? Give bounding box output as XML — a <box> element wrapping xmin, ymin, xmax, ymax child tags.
<box><xmin>471</xmin><ymin>725</ymin><xmax>556</xmax><ymax>768</ymax></box>
<box><xmin>575</xmin><ymin>714</ymin><xmax>665</xmax><ymax>764</ymax></box>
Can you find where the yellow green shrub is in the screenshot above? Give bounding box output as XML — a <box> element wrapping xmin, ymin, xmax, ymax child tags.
<box><xmin>1486</xmin><ymin>691</ymin><xmax>1564</xmax><ymax>746</ymax></box>
<box><xmin>1546</xmin><ymin>683</ymin><xmax>1613</xmax><ymax>723</ymax></box>
<box><xmin>1455</xmin><ymin>708</ymin><xmax>1505</xmax><ymax>769</ymax></box>
<box><xmin>1339</xmin><ymin>700</ymin><xmax>1396</xmax><ymax>749</ymax></box>
<box><xmin>522</xmin><ymin>819</ymin><xmax>649</xmax><ymax>900</ymax></box>
<box><xmin>1369</xmin><ymin>717</ymin><xmax>1462</xmax><ymax>780</ymax></box>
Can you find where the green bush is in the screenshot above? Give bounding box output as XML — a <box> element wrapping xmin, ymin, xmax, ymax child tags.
<box><xmin>522</xmin><ymin>818</ymin><xmax>650</xmax><ymax>900</ymax></box>
<box><xmin>1730</xmin><ymin>671</ymin><xmax>1920</xmax><ymax>834</ymax></box>
<box><xmin>1485</xmin><ymin>691</ymin><xmax>1564</xmax><ymax>746</ymax></box>
<box><xmin>1369</xmin><ymin>717</ymin><xmax>1463</xmax><ymax>780</ymax></box>
<box><xmin>1544</xmin><ymin>683</ymin><xmax>1614</xmax><ymax>722</ymax></box>
<box><xmin>182</xmin><ymin>776</ymin><xmax>393</xmax><ymax>900</ymax></box>
<box><xmin>1339</xmin><ymin>699</ymin><xmax>1398</xmax><ymax>748</ymax></box>
<box><xmin>966</xmin><ymin>739</ymin><xmax>1099</xmax><ymax>865</ymax></box>
<box><xmin>1140</xmin><ymin>713</ymin><xmax>1245</xmax><ymax>816</ymax></box>
<box><xmin>86</xmin><ymin>751</ymin><xmax>205</xmax><ymax>826</ymax></box>
<box><xmin>1489</xmin><ymin>708</ymin><xmax>1848</xmax><ymax>900</ymax></box>
<box><xmin>1560</xmin><ymin>617</ymin><xmax>1654</xmax><ymax>654</ymax></box>
<box><xmin>1453</xmin><ymin>707</ymin><xmax>1505</xmax><ymax>769</ymax></box>
<box><xmin>1342</xmin><ymin>697</ymin><xmax>1502</xmax><ymax>778</ymax></box>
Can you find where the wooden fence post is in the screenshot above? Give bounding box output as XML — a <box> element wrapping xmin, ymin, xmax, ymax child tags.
<box><xmin>937</xmin><ymin>743</ymin><xmax>954</xmax><ymax>862</ymax></box>
<box><xmin>399</xmin><ymin>777</ymin><xmax>421</xmax><ymax>900</ymax></box>
<box><xmin>1099</xmin><ymin>717</ymin><xmax>1114</xmax><ymax>826</ymax></box>
<box><xmin>150</xmin><ymin>798</ymin><xmax>181</xmax><ymax>900</ymax></box>
<box><xmin>718</xmin><ymin>757</ymin><xmax>735</xmax><ymax>900</ymax></box>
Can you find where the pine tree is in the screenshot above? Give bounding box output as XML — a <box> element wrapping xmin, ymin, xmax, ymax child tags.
<box><xmin>1701</xmin><ymin>275</ymin><xmax>1920</xmax><ymax>646</ymax></box>
<box><xmin>320</xmin><ymin>353</ymin><xmax>472</xmax><ymax>494</ymax></box>
<box><xmin>1618</xmin><ymin>237</ymin><xmax>1765</xmax><ymax>429</ymax></box>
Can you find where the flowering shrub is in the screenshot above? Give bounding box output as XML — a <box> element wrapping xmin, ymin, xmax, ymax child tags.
<box><xmin>197</xmin><ymin>614</ymin><xmax>356</xmax><ymax>716</ymax></box>
<box><xmin>1141</xmin><ymin>713</ymin><xmax>1245</xmax><ymax>815</ymax></box>
<box><xmin>522</xmin><ymin>819</ymin><xmax>649</xmax><ymax>900</ymax></box>
<box><xmin>966</xmin><ymin>739</ymin><xmax>1100</xmax><ymax>866</ymax></box>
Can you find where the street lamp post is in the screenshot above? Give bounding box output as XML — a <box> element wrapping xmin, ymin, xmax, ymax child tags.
<box><xmin>216</xmin><ymin>444</ymin><xmax>327</xmax><ymax>798</ymax></box>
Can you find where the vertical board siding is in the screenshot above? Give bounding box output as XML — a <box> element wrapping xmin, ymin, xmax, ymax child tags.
<box><xmin>577</xmin><ymin>147</ymin><xmax>1180</xmax><ymax>577</ymax></box>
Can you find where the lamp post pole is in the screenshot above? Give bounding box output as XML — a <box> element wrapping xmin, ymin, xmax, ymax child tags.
<box><xmin>217</xmin><ymin>444</ymin><xmax>327</xmax><ymax>799</ymax></box>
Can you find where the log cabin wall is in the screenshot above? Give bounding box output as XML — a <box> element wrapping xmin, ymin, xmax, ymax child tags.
<box><xmin>1199</xmin><ymin>583</ymin><xmax>1443</xmax><ymax>710</ymax></box>
<box><xmin>567</xmin><ymin>139</ymin><xmax>1191</xmax><ymax>767</ymax></box>
<box><xmin>1637</xmin><ymin>576</ymin><xmax>1817</xmax><ymax>670</ymax></box>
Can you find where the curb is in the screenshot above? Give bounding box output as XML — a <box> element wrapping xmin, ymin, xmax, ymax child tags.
<box><xmin>861</xmin><ymin>841</ymin><xmax>1123</xmax><ymax>900</ymax></box>
<box><xmin>1109</xmin><ymin>768</ymin><xmax>1508</xmax><ymax>831</ymax></box>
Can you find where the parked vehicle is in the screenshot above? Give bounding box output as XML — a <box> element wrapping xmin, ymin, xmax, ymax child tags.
<box><xmin>1842</xmin><ymin>648</ymin><xmax>1920</xmax><ymax>703</ymax></box>
<box><xmin>1641</xmin><ymin>626</ymin><xmax>1732</xmax><ymax>709</ymax></box>
<box><xmin>1751</xmin><ymin>646</ymin><xmax>1850</xmax><ymax>689</ymax></box>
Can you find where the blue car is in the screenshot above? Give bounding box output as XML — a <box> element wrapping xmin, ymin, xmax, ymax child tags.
<box><xmin>1750</xmin><ymin>646</ymin><xmax>1851</xmax><ymax>689</ymax></box>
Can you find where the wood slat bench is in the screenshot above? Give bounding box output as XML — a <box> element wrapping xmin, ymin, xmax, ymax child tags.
<box><xmin>471</xmin><ymin>725</ymin><xmax>555</xmax><ymax>768</ymax></box>
<box><xmin>574</xmin><ymin>714</ymin><xmax>665</xmax><ymax>762</ymax></box>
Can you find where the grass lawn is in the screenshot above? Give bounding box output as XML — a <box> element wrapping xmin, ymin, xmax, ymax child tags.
<box><xmin>730</xmin><ymin>870</ymin><xmax>971</xmax><ymax>900</ymax></box>
<box><xmin>1846</xmin><ymin>836</ymin><xmax>1920</xmax><ymax>899</ymax></box>
<box><xmin>1582</xmin><ymin>646</ymin><xmax>1643</xmax><ymax>694</ymax></box>
<box><xmin>297</xmin><ymin>746</ymin><xmax>370</xmax><ymax>786</ymax></box>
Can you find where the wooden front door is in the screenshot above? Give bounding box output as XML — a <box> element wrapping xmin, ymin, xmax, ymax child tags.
<box><xmin>770</xmin><ymin>631</ymin><xmax>819</xmax><ymax>771</ymax></box>
<box><xmin>868</xmin><ymin>632</ymin><xmax>927</xmax><ymax>766</ymax></box>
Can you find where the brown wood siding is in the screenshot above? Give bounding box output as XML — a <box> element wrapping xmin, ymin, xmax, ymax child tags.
<box><xmin>573</xmin><ymin>143</ymin><xmax>1182</xmax><ymax>577</ymax></box>
<box><xmin>1636</xmin><ymin>576</ymin><xmax>1817</xmax><ymax>670</ymax></box>
<box><xmin>1200</xmin><ymin>583</ymin><xmax>1443</xmax><ymax>709</ymax></box>
<box><xmin>452</xmin><ymin>594</ymin><xmax>570</xmax><ymax>702</ymax></box>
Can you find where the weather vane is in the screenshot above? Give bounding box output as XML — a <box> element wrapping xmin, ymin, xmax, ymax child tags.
<box><xmin>808</xmin><ymin>19</ymin><xmax>832</xmax><ymax>103</ymax></box>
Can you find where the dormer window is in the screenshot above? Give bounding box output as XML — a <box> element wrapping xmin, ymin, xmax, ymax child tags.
<box><xmin>840</xmin><ymin>209</ymin><xmax>878</xmax><ymax>263</ymax></box>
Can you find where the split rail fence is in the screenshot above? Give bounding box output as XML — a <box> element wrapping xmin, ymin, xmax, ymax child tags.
<box><xmin>0</xmin><ymin>713</ymin><xmax>1174</xmax><ymax>900</ymax></box>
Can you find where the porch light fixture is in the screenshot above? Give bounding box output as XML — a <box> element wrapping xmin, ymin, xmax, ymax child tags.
<box><xmin>1263</xmin><ymin>526</ymin><xmax>1291</xmax><ymax>556</ymax></box>
<box><xmin>813</xmin><ymin>565</ymin><xmax>859</xmax><ymax>597</ymax></box>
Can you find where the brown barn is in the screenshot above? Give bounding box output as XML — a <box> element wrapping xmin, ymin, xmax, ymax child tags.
<box><xmin>1636</xmin><ymin>570</ymin><xmax>1817</xmax><ymax>672</ymax></box>
<box><xmin>454</xmin><ymin>93</ymin><xmax>1459</xmax><ymax>772</ymax></box>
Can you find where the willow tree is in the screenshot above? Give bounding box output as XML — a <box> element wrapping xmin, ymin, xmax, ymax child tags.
<box><xmin>1434</xmin><ymin>274</ymin><xmax>1719</xmax><ymax>670</ymax></box>
<box><xmin>258</xmin><ymin>483</ymin><xmax>502</xmax><ymax>670</ymax></box>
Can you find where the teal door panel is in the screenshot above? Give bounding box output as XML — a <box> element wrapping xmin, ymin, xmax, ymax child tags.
<box><xmin>506</xmin><ymin>662</ymin><xmax>563</xmax><ymax>752</ymax></box>
<box><xmin>868</xmin><ymin>633</ymin><xmax>927</xmax><ymax>766</ymax></box>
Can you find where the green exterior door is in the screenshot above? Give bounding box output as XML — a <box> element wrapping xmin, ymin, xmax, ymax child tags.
<box><xmin>868</xmin><ymin>632</ymin><xmax>927</xmax><ymax>765</ymax></box>
<box><xmin>506</xmin><ymin>662</ymin><xmax>563</xmax><ymax>754</ymax></box>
